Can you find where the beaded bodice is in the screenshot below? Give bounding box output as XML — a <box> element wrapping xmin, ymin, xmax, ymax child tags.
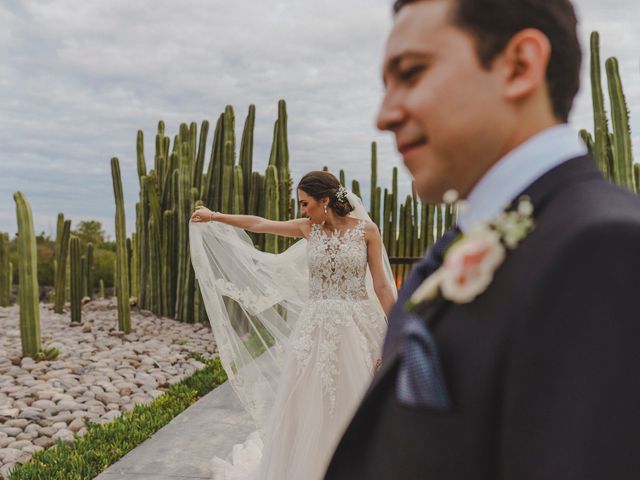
<box><xmin>307</xmin><ymin>220</ymin><xmax>368</xmax><ymax>301</ymax></box>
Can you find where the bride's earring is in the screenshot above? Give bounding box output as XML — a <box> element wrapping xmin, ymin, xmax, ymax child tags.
<box><xmin>322</xmin><ymin>204</ymin><xmax>328</xmax><ymax>225</ymax></box>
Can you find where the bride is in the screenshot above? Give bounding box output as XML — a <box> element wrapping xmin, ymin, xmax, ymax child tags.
<box><xmin>189</xmin><ymin>170</ymin><xmax>397</xmax><ymax>479</ymax></box>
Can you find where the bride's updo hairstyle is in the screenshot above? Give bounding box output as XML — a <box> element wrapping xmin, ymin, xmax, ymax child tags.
<box><xmin>297</xmin><ymin>171</ymin><xmax>354</xmax><ymax>217</ymax></box>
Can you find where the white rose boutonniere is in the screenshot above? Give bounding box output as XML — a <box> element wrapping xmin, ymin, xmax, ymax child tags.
<box><xmin>406</xmin><ymin>195</ymin><xmax>535</xmax><ymax>311</ymax></box>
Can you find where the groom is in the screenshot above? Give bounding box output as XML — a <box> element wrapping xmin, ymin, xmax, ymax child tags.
<box><xmin>326</xmin><ymin>0</ymin><xmax>640</xmax><ymax>479</ymax></box>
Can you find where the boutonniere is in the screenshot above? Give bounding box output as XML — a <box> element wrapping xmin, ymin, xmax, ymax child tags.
<box><xmin>406</xmin><ymin>192</ymin><xmax>535</xmax><ymax>311</ymax></box>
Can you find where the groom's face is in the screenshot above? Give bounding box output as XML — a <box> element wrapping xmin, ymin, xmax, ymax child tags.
<box><xmin>378</xmin><ymin>0</ymin><xmax>512</xmax><ymax>203</ymax></box>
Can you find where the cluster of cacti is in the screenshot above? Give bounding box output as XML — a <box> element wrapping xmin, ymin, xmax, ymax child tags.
<box><xmin>580</xmin><ymin>32</ymin><xmax>635</xmax><ymax>190</ymax></box>
<box><xmin>111</xmin><ymin>157</ymin><xmax>131</xmax><ymax>333</ymax></box>
<box><xmin>13</xmin><ymin>192</ymin><xmax>41</xmax><ymax>358</ymax></box>
<box><xmin>53</xmin><ymin>214</ymin><xmax>71</xmax><ymax>313</ymax></box>
<box><xmin>0</xmin><ymin>232</ymin><xmax>11</xmax><ymax>307</ymax></box>
<box><xmin>124</xmin><ymin>100</ymin><xmax>291</xmax><ymax>324</ymax></box>
<box><xmin>69</xmin><ymin>236</ymin><xmax>82</xmax><ymax>323</ymax></box>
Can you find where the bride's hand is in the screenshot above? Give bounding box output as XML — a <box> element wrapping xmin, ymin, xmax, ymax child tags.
<box><xmin>191</xmin><ymin>207</ymin><xmax>218</xmax><ymax>223</ymax></box>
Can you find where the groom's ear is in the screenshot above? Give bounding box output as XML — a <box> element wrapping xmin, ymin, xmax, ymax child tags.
<box><xmin>497</xmin><ymin>28</ymin><xmax>552</xmax><ymax>109</ymax></box>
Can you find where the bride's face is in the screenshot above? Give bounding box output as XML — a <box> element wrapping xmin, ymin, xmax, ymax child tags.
<box><xmin>298</xmin><ymin>189</ymin><xmax>328</xmax><ymax>224</ymax></box>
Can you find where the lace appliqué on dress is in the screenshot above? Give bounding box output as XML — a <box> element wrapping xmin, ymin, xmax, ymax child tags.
<box><xmin>291</xmin><ymin>220</ymin><xmax>380</xmax><ymax>415</ymax></box>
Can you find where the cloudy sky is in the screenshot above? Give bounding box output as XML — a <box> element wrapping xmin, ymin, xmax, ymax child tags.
<box><xmin>1</xmin><ymin>0</ymin><xmax>638</xmax><ymax>238</ymax></box>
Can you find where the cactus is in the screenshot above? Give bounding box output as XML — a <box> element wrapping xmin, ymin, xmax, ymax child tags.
<box><xmin>130</xmin><ymin>232</ymin><xmax>139</xmax><ymax>300</ymax></box>
<box><xmin>86</xmin><ymin>243</ymin><xmax>94</xmax><ymax>299</ymax></box>
<box><xmin>192</xmin><ymin>120</ymin><xmax>209</xmax><ymax>194</ymax></box>
<box><xmin>13</xmin><ymin>192</ymin><xmax>41</xmax><ymax>358</ymax></box>
<box><xmin>111</xmin><ymin>157</ymin><xmax>131</xmax><ymax>333</ymax></box>
<box><xmin>605</xmin><ymin>57</ymin><xmax>634</xmax><ymax>191</ymax></box>
<box><xmin>370</xmin><ymin>143</ymin><xmax>380</xmax><ymax>226</ymax></box>
<box><xmin>589</xmin><ymin>32</ymin><xmax>611</xmax><ymax>179</ymax></box>
<box><xmin>137</xmin><ymin>130</ymin><xmax>147</xmax><ymax>186</ymax></box>
<box><xmin>264</xmin><ymin>165</ymin><xmax>280</xmax><ymax>253</ymax></box>
<box><xmin>99</xmin><ymin>279</ymin><xmax>105</xmax><ymax>299</ymax></box>
<box><xmin>0</xmin><ymin>232</ymin><xmax>10</xmax><ymax>307</ymax></box>
<box><xmin>239</xmin><ymin>105</ymin><xmax>256</xmax><ymax>211</ymax></box>
<box><xmin>233</xmin><ymin>165</ymin><xmax>246</xmax><ymax>214</ymax></box>
<box><xmin>352</xmin><ymin>180</ymin><xmax>361</xmax><ymax>199</ymax></box>
<box><xmin>69</xmin><ymin>236</ymin><xmax>82</xmax><ymax>323</ymax></box>
<box><xmin>53</xmin><ymin>219</ymin><xmax>71</xmax><ymax>313</ymax></box>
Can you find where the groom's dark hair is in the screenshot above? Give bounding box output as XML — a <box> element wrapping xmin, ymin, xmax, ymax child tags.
<box><xmin>393</xmin><ymin>0</ymin><xmax>581</xmax><ymax>122</ymax></box>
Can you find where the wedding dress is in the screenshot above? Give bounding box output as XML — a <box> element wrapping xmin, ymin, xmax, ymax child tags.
<box><xmin>189</xmin><ymin>193</ymin><xmax>395</xmax><ymax>480</ymax></box>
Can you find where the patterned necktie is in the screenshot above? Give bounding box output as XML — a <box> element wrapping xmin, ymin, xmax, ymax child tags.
<box><xmin>396</xmin><ymin>227</ymin><xmax>460</xmax><ymax>410</ymax></box>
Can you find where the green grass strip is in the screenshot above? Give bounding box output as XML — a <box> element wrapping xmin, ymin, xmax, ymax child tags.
<box><xmin>9</xmin><ymin>353</ymin><xmax>228</xmax><ymax>480</ymax></box>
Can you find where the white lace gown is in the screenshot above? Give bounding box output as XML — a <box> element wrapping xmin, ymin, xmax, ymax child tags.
<box><xmin>212</xmin><ymin>220</ymin><xmax>387</xmax><ymax>479</ymax></box>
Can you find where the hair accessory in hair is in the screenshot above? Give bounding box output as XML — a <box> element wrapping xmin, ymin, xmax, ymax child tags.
<box><xmin>335</xmin><ymin>186</ymin><xmax>348</xmax><ymax>203</ymax></box>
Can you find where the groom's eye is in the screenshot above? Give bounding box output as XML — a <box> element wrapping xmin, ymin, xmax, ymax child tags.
<box><xmin>399</xmin><ymin>65</ymin><xmax>424</xmax><ymax>83</ymax></box>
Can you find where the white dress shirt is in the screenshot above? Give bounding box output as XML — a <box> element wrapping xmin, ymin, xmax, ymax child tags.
<box><xmin>456</xmin><ymin>124</ymin><xmax>588</xmax><ymax>233</ymax></box>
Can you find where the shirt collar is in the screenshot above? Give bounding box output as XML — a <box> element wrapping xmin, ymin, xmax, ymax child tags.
<box><xmin>457</xmin><ymin>124</ymin><xmax>587</xmax><ymax>232</ymax></box>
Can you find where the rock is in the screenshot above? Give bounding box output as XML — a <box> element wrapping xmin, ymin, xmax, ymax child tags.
<box><xmin>55</xmin><ymin>400</ymin><xmax>85</xmax><ymax>412</ymax></box>
<box><xmin>22</xmin><ymin>444</ymin><xmax>44</xmax><ymax>455</ymax></box>
<box><xmin>5</xmin><ymin>419</ymin><xmax>29</xmax><ymax>429</ymax></box>
<box><xmin>68</xmin><ymin>417</ymin><xmax>85</xmax><ymax>432</ymax></box>
<box><xmin>8</xmin><ymin>439</ymin><xmax>32</xmax><ymax>450</ymax></box>
<box><xmin>0</xmin><ymin>447</ymin><xmax>22</xmax><ymax>463</ymax></box>
<box><xmin>18</xmin><ymin>407</ymin><xmax>45</xmax><ymax>420</ymax></box>
<box><xmin>0</xmin><ymin>437</ymin><xmax>13</xmax><ymax>448</ymax></box>
<box><xmin>82</xmin><ymin>323</ymin><xmax>92</xmax><ymax>333</ymax></box>
<box><xmin>52</xmin><ymin>429</ymin><xmax>74</xmax><ymax>442</ymax></box>
<box><xmin>24</xmin><ymin>424</ymin><xmax>40</xmax><ymax>434</ymax></box>
<box><xmin>51</xmin><ymin>393</ymin><xmax>74</xmax><ymax>403</ymax></box>
<box><xmin>31</xmin><ymin>399</ymin><xmax>56</xmax><ymax>410</ymax></box>
<box><xmin>0</xmin><ymin>408</ymin><xmax>19</xmax><ymax>418</ymax></box>
<box><xmin>41</xmin><ymin>369</ymin><xmax>72</xmax><ymax>380</ymax></box>
<box><xmin>33</xmin><ymin>436</ymin><xmax>55</xmax><ymax>448</ymax></box>
<box><xmin>0</xmin><ymin>427</ymin><xmax>21</xmax><ymax>437</ymax></box>
<box><xmin>38</xmin><ymin>427</ymin><xmax>57</xmax><ymax>437</ymax></box>
<box><xmin>16</xmin><ymin>431</ymin><xmax>36</xmax><ymax>441</ymax></box>
<box><xmin>95</xmin><ymin>392</ymin><xmax>120</xmax><ymax>405</ymax></box>
<box><xmin>34</xmin><ymin>390</ymin><xmax>57</xmax><ymax>400</ymax></box>
<box><xmin>102</xmin><ymin>410</ymin><xmax>121</xmax><ymax>422</ymax></box>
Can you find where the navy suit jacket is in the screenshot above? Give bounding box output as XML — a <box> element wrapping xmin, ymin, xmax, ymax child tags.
<box><xmin>325</xmin><ymin>155</ymin><xmax>640</xmax><ymax>479</ymax></box>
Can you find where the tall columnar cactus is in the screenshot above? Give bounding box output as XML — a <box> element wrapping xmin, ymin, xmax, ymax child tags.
<box><xmin>137</xmin><ymin>130</ymin><xmax>147</xmax><ymax>187</ymax></box>
<box><xmin>233</xmin><ymin>165</ymin><xmax>246</xmax><ymax>214</ymax></box>
<box><xmin>239</xmin><ymin>105</ymin><xmax>256</xmax><ymax>211</ymax></box>
<box><xmin>85</xmin><ymin>242</ymin><xmax>94</xmax><ymax>299</ymax></box>
<box><xmin>175</xmin><ymin>146</ymin><xmax>191</xmax><ymax>322</ymax></box>
<box><xmin>130</xmin><ymin>232</ymin><xmax>139</xmax><ymax>300</ymax></box>
<box><xmin>370</xmin><ymin>142</ymin><xmax>380</xmax><ymax>226</ymax></box>
<box><xmin>53</xmin><ymin>219</ymin><xmax>71</xmax><ymax>313</ymax></box>
<box><xmin>264</xmin><ymin>165</ymin><xmax>280</xmax><ymax>253</ymax></box>
<box><xmin>589</xmin><ymin>32</ymin><xmax>611</xmax><ymax>179</ymax></box>
<box><xmin>13</xmin><ymin>192</ymin><xmax>41</xmax><ymax>357</ymax></box>
<box><xmin>0</xmin><ymin>232</ymin><xmax>10</xmax><ymax>307</ymax></box>
<box><xmin>192</xmin><ymin>120</ymin><xmax>209</xmax><ymax>195</ymax></box>
<box><xmin>54</xmin><ymin>213</ymin><xmax>65</xmax><ymax>275</ymax></box>
<box><xmin>69</xmin><ymin>236</ymin><xmax>82</xmax><ymax>323</ymax></box>
<box><xmin>605</xmin><ymin>57</ymin><xmax>634</xmax><ymax>191</ymax></box>
<box><xmin>111</xmin><ymin>157</ymin><xmax>131</xmax><ymax>333</ymax></box>
<box><xmin>99</xmin><ymin>279</ymin><xmax>105</xmax><ymax>300</ymax></box>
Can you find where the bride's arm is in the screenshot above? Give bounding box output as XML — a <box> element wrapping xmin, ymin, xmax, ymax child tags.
<box><xmin>364</xmin><ymin>222</ymin><xmax>396</xmax><ymax>316</ymax></box>
<box><xmin>190</xmin><ymin>207</ymin><xmax>309</xmax><ymax>238</ymax></box>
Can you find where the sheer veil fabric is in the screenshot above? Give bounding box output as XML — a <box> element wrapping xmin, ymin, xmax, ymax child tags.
<box><xmin>189</xmin><ymin>192</ymin><xmax>396</xmax><ymax>477</ymax></box>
